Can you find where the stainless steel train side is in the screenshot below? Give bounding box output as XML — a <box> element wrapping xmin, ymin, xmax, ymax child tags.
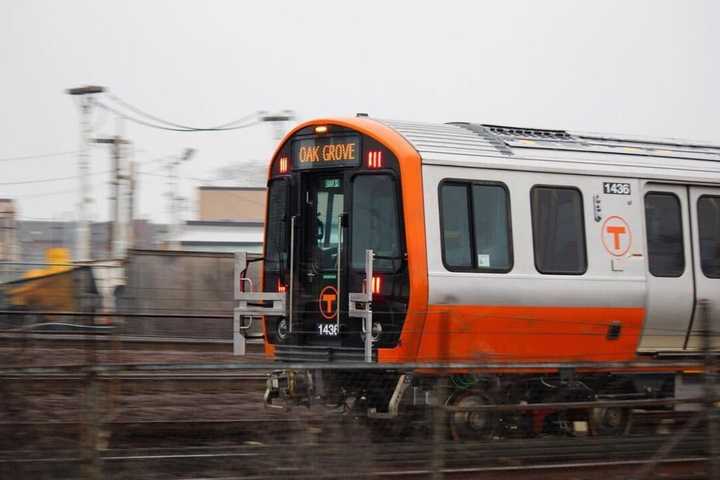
<box><xmin>380</xmin><ymin>120</ymin><xmax>720</xmax><ymax>353</ymax></box>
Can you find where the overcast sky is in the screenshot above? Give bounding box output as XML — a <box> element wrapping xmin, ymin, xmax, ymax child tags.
<box><xmin>1</xmin><ymin>0</ymin><xmax>718</xmax><ymax>223</ymax></box>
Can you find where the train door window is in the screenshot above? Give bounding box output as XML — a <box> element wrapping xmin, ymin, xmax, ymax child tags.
<box><xmin>645</xmin><ymin>193</ymin><xmax>685</xmax><ymax>277</ymax></box>
<box><xmin>698</xmin><ymin>196</ymin><xmax>720</xmax><ymax>278</ymax></box>
<box><xmin>531</xmin><ymin>186</ymin><xmax>587</xmax><ymax>275</ymax></box>
<box><xmin>471</xmin><ymin>184</ymin><xmax>513</xmax><ymax>271</ymax></box>
<box><xmin>265</xmin><ymin>179</ymin><xmax>289</xmax><ymax>273</ymax></box>
<box><xmin>351</xmin><ymin>174</ymin><xmax>401</xmax><ymax>272</ymax></box>
<box><xmin>440</xmin><ymin>183</ymin><xmax>473</xmax><ymax>268</ymax></box>
<box><xmin>311</xmin><ymin>177</ymin><xmax>344</xmax><ymax>271</ymax></box>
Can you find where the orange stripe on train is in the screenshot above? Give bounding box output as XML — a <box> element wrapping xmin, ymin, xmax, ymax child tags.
<box><xmin>379</xmin><ymin>305</ymin><xmax>645</xmax><ymax>363</ymax></box>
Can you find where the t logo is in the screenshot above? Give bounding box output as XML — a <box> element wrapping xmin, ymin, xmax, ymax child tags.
<box><xmin>607</xmin><ymin>225</ymin><xmax>626</xmax><ymax>250</ymax></box>
<box><xmin>318</xmin><ymin>285</ymin><xmax>338</xmax><ymax>320</ymax></box>
<box><xmin>602</xmin><ymin>216</ymin><xmax>632</xmax><ymax>257</ymax></box>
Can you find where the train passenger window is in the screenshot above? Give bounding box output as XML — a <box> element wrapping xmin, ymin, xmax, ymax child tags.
<box><xmin>698</xmin><ymin>196</ymin><xmax>720</xmax><ymax>278</ymax></box>
<box><xmin>265</xmin><ymin>179</ymin><xmax>289</xmax><ymax>273</ymax></box>
<box><xmin>531</xmin><ymin>187</ymin><xmax>587</xmax><ymax>275</ymax></box>
<box><xmin>471</xmin><ymin>184</ymin><xmax>512</xmax><ymax>271</ymax></box>
<box><xmin>440</xmin><ymin>183</ymin><xmax>473</xmax><ymax>268</ymax></box>
<box><xmin>351</xmin><ymin>175</ymin><xmax>401</xmax><ymax>272</ymax></box>
<box><xmin>440</xmin><ymin>181</ymin><xmax>513</xmax><ymax>272</ymax></box>
<box><xmin>645</xmin><ymin>193</ymin><xmax>685</xmax><ymax>277</ymax></box>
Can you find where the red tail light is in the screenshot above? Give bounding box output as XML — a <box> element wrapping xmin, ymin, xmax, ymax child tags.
<box><xmin>279</xmin><ymin>156</ymin><xmax>288</xmax><ymax>173</ymax></box>
<box><xmin>277</xmin><ymin>278</ymin><xmax>287</xmax><ymax>293</ymax></box>
<box><xmin>372</xmin><ymin>275</ymin><xmax>382</xmax><ymax>295</ymax></box>
<box><xmin>367</xmin><ymin>150</ymin><xmax>383</xmax><ymax>169</ymax></box>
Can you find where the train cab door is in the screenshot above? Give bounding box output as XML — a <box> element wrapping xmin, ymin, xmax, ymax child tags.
<box><xmin>685</xmin><ymin>187</ymin><xmax>720</xmax><ymax>349</ymax></box>
<box><xmin>294</xmin><ymin>172</ymin><xmax>348</xmax><ymax>345</ymax></box>
<box><xmin>638</xmin><ymin>184</ymin><xmax>695</xmax><ymax>351</ymax></box>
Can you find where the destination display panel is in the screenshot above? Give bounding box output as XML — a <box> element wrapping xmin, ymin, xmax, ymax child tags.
<box><xmin>292</xmin><ymin>135</ymin><xmax>361</xmax><ymax>170</ymax></box>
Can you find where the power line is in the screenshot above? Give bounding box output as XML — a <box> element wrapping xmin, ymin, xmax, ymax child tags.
<box><xmin>137</xmin><ymin>170</ymin><xmax>209</xmax><ymax>183</ymax></box>
<box><xmin>137</xmin><ymin>170</ymin><xmax>268</xmax><ymax>209</ymax></box>
<box><xmin>0</xmin><ymin>170</ymin><xmax>111</xmax><ymax>186</ymax></box>
<box><xmin>8</xmin><ymin>183</ymin><xmax>106</xmax><ymax>199</ymax></box>
<box><xmin>94</xmin><ymin>100</ymin><xmax>261</xmax><ymax>132</ymax></box>
<box><xmin>106</xmin><ymin>92</ymin><xmax>260</xmax><ymax>130</ymax></box>
<box><xmin>0</xmin><ymin>152</ymin><xmax>171</xmax><ymax>189</ymax></box>
<box><xmin>0</xmin><ymin>150</ymin><xmax>79</xmax><ymax>163</ymax></box>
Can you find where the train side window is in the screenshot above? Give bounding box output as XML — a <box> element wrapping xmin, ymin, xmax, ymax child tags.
<box><xmin>645</xmin><ymin>193</ymin><xmax>685</xmax><ymax>277</ymax></box>
<box><xmin>471</xmin><ymin>184</ymin><xmax>513</xmax><ymax>271</ymax></box>
<box><xmin>531</xmin><ymin>186</ymin><xmax>587</xmax><ymax>275</ymax></box>
<box><xmin>698</xmin><ymin>196</ymin><xmax>720</xmax><ymax>278</ymax></box>
<box><xmin>440</xmin><ymin>181</ymin><xmax>513</xmax><ymax>272</ymax></box>
<box><xmin>440</xmin><ymin>183</ymin><xmax>473</xmax><ymax>268</ymax></box>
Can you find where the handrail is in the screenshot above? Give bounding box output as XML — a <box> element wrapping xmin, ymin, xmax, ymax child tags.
<box><xmin>289</xmin><ymin>215</ymin><xmax>296</xmax><ymax>334</ymax></box>
<box><xmin>364</xmin><ymin>249</ymin><xmax>374</xmax><ymax>362</ymax></box>
<box><xmin>233</xmin><ymin>251</ymin><xmax>287</xmax><ymax>355</ymax></box>
<box><xmin>336</xmin><ymin>213</ymin><xmax>343</xmax><ymax>331</ymax></box>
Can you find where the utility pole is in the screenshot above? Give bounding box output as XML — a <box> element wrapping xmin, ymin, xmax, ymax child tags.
<box><xmin>261</xmin><ymin>110</ymin><xmax>295</xmax><ymax>140</ymax></box>
<box><xmin>67</xmin><ymin>85</ymin><xmax>105</xmax><ymax>262</ymax></box>
<box><xmin>93</xmin><ymin>136</ymin><xmax>130</xmax><ymax>259</ymax></box>
<box><xmin>166</xmin><ymin>148</ymin><xmax>195</xmax><ymax>249</ymax></box>
<box><xmin>127</xmin><ymin>154</ymin><xmax>137</xmax><ymax>251</ymax></box>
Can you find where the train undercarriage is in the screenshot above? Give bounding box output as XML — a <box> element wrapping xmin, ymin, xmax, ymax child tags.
<box><xmin>264</xmin><ymin>368</ymin><xmax>678</xmax><ymax>440</ymax></box>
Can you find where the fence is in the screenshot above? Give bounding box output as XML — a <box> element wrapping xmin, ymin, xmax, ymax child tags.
<box><xmin>0</xmin><ymin>359</ymin><xmax>718</xmax><ymax>479</ymax></box>
<box><xmin>0</xmin><ymin>250</ymin><xmax>263</xmax><ymax>342</ymax></box>
<box><xmin>1</xmin><ymin>298</ymin><xmax>719</xmax><ymax>480</ymax></box>
<box><xmin>1</xmin><ymin>258</ymin><xmax>719</xmax><ymax>478</ymax></box>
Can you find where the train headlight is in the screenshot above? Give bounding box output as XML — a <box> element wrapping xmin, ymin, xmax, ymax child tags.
<box><xmin>361</xmin><ymin>321</ymin><xmax>382</xmax><ymax>342</ymax></box>
<box><xmin>277</xmin><ymin>319</ymin><xmax>289</xmax><ymax>340</ymax></box>
<box><xmin>371</xmin><ymin>322</ymin><xmax>382</xmax><ymax>341</ymax></box>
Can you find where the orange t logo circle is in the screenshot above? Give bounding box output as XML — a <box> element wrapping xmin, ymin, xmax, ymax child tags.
<box><xmin>601</xmin><ymin>216</ymin><xmax>632</xmax><ymax>257</ymax></box>
<box><xmin>318</xmin><ymin>286</ymin><xmax>338</xmax><ymax>320</ymax></box>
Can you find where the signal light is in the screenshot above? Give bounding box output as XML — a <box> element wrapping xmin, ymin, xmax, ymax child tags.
<box><xmin>277</xmin><ymin>279</ymin><xmax>287</xmax><ymax>293</ymax></box>
<box><xmin>371</xmin><ymin>275</ymin><xmax>382</xmax><ymax>295</ymax></box>
<box><xmin>278</xmin><ymin>156</ymin><xmax>288</xmax><ymax>174</ymax></box>
<box><xmin>315</xmin><ymin>125</ymin><xmax>328</xmax><ymax>134</ymax></box>
<box><xmin>368</xmin><ymin>150</ymin><xmax>383</xmax><ymax>169</ymax></box>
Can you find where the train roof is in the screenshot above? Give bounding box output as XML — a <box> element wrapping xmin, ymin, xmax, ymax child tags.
<box><xmin>376</xmin><ymin>119</ymin><xmax>720</xmax><ymax>185</ymax></box>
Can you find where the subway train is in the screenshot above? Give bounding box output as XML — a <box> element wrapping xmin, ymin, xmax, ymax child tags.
<box><xmin>238</xmin><ymin>117</ymin><xmax>720</xmax><ymax>437</ymax></box>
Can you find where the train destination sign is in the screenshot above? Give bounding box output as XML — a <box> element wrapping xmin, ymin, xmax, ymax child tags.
<box><xmin>292</xmin><ymin>136</ymin><xmax>360</xmax><ymax>170</ymax></box>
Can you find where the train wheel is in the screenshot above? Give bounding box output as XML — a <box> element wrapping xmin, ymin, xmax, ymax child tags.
<box><xmin>589</xmin><ymin>406</ymin><xmax>631</xmax><ymax>436</ymax></box>
<box><xmin>448</xmin><ymin>391</ymin><xmax>498</xmax><ymax>441</ymax></box>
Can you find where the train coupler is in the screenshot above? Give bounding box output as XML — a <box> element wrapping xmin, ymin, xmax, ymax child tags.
<box><xmin>264</xmin><ymin>369</ymin><xmax>315</xmax><ymax>410</ymax></box>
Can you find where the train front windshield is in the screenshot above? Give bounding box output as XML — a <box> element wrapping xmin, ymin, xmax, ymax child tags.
<box><xmin>263</xmin><ymin>125</ymin><xmax>409</xmax><ymax>352</ymax></box>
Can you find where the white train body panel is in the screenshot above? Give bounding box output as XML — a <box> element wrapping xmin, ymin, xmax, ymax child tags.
<box><xmin>380</xmin><ymin>120</ymin><xmax>720</xmax><ymax>353</ymax></box>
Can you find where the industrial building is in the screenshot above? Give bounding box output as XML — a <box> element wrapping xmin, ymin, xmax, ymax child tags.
<box><xmin>174</xmin><ymin>186</ymin><xmax>266</xmax><ymax>253</ymax></box>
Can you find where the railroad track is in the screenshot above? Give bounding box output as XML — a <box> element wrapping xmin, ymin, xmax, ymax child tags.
<box><xmin>0</xmin><ymin>331</ymin><xmax>267</xmax><ymax>353</ymax></box>
<box><xmin>0</xmin><ymin>436</ymin><xmax>711</xmax><ymax>479</ymax></box>
<box><xmin>1</xmin><ymin>372</ymin><xmax>270</xmax><ymax>381</ymax></box>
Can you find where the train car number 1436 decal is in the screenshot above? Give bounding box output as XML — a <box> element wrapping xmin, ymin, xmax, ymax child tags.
<box><xmin>603</xmin><ymin>182</ymin><xmax>631</xmax><ymax>195</ymax></box>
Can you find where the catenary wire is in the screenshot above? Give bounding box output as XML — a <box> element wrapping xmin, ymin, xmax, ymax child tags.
<box><xmin>0</xmin><ymin>150</ymin><xmax>79</xmax><ymax>163</ymax></box>
<box><xmin>94</xmin><ymin>100</ymin><xmax>261</xmax><ymax>132</ymax></box>
<box><xmin>0</xmin><ymin>170</ymin><xmax>112</xmax><ymax>186</ymax></box>
<box><xmin>105</xmin><ymin>92</ymin><xmax>261</xmax><ymax>130</ymax></box>
<box><xmin>7</xmin><ymin>153</ymin><xmax>168</xmax><ymax>198</ymax></box>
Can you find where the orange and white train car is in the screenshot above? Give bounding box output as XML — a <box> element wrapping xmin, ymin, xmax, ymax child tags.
<box><xmin>254</xmin><ymin>117</ymin><xmax>720</xmax><ymax>364</ymax></box>
<box><xmin>242</xmin><ymin>116</ymin><xmax>720</xmax><ymax>434</ymax></box>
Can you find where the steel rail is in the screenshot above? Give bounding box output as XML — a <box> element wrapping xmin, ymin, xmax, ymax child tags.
<box><xmin>0</xmin><ymin>359</ymin><xmax>708</xmax><ymax>375</ymax></box>
<box><xmin>3</xmin><ymin>452</ymin><xmax>704</xmax><ymax>479</ymax></box>
<box><xmin>0</xmin><ymin>310</ymin><xmax>233</xmax><ymax>319</ymax></box>
<box><xmin>0</xmin><ymin>372</ymin><xmax>268</xmax><ymax>381</ymax></box>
